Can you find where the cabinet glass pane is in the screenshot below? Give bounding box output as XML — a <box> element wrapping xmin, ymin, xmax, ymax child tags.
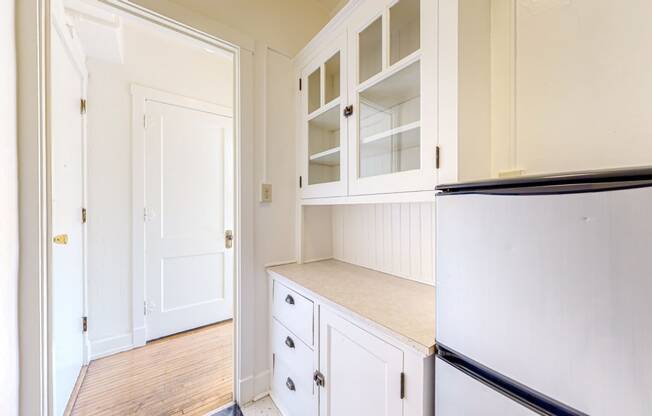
<box><xmin>308</xmin><ymin>67</ymin><xmax>321</xmax><ymax>114</ymax></box>
<box><xmin>309</xmin><ymin>105</ymin><xmax>341</xmax><ymax>185</ymax></box>
<box><xmin>324</xmin><ymin>52</ymin><xmax>341</xmax><ymax>104</ymax></box>
<box><xmin>390</xmin><ymin>0</ymin><xmax>420</xmax><ymax>65</ymax></box>
<box><xmin>359</xmin><ymin>60</ymin><xmax>420</xmax><ymax>178</ymax></box>
<box><xmin>359</xmin><ymin>17</ymin><xmax>382</xmax><ymax>83</ymax></box>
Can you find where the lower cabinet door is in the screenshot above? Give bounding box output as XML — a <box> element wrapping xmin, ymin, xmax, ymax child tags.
<box><xmin>318</xmin><ymin>307</ymin><xmax>404</xmax><ymax>416</ymax></box>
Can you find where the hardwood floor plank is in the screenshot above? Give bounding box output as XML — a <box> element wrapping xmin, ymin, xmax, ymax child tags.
<box><xmin>72</xmin><ymin>321</ymin><xmax>233</xmax><ymax>416</ymax></box>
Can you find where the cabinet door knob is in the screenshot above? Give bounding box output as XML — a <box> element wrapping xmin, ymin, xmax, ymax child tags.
<box><xmin>286</xmin><ymin>377</ymin><xmax>296</xmax><ymax>391</ymax></box>
<box><xmin>285</xmin><ymin>336</ymin><xmax>295</xmax><ymax>349</ymax></box>
<box><xmin>285</xmin><ymin>294</ymin><xmax>295</xmax><ymax>305</ymax></box>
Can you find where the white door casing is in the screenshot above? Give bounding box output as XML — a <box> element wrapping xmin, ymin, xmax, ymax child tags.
<box><xmin>140</xmin><ymin>89</ymin><xmax>234</xmax><ymax>341</ymax></box>
<box><xmin>50</xmin><ymin>13</ymin><xmax>88</xmax><ymax>416</ymax></box>
<box><xmin>319</xmin><ymin>307</ymin><xmax>404</xmax><ymax>416</ymax></box>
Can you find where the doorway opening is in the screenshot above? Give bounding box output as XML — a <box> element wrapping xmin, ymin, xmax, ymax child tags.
<box><xmin>49</xmin><ymin>1</ymin><xmax>240</xmax><ymax>414</ymax></box>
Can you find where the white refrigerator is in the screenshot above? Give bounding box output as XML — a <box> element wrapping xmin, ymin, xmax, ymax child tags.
<box><xmin>435</xmin><ymin>168</ymin><xmax>652</xmax><ymax>415</ymax></box>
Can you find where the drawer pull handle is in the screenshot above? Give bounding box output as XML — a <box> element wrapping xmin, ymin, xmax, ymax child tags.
<box><xmin>286</xmin><ymin>377</ymin><xmax>296</xmax><ymax>391</ymax></box>
<box><xmin>285</xmin><ymin>294</ymin><xmax>295</xmax><ymax>305</ymax></box>
<box><xmin>285</xmin><ymin>336</ymin><xmax>295</xmax><ymax>349</ymax></box>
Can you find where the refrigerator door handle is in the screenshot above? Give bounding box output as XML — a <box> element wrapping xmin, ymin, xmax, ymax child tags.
<box><xmin>436</xmin><ymin>344</ymin><xmax>588</xmax><ymax>416</ymax></box>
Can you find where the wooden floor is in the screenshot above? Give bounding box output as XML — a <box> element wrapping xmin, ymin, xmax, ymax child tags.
<box><xmin>71</xmin><ymin>320</ymin><xmax>233</xmax><ymax>416</ymax></box>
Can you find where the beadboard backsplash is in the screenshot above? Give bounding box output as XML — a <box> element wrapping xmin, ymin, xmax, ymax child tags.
<box><xmin>331</xmin><ymin>203</ymin><xmax>435</xmax><ymax>285</ymax></box>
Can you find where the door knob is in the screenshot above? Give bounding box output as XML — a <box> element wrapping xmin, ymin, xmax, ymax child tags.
<box><xmin>53</xmin><ymin>234</ymin><xmax>69</xmax><ymax>245</ymax></box>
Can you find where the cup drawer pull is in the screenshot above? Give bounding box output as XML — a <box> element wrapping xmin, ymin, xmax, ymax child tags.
<box><xmin>285</xmin><ymin>336</ymin><xmax>295</xmax><ymax>349</ymax></box>
<box><xmin>285</xmin><ymin>294</ymin><xmax>295</xmax><ymax>305</ymax></box>
<box><xmin>286</xmin><ymin>377</ymin><xmax>296</xmax><ymax>391</ymax></box>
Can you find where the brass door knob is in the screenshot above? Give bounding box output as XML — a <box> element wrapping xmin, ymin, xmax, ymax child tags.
<box><xmin>53</xmin><ymin>234</ymin><xmax>69</xmax><ymax>245</ymax></box>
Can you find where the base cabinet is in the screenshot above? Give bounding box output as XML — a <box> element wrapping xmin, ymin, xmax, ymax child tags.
<box><xmin>318</xmin><ymin>307</ymin><xmax>404</xmax><ymax>416</ymax></box>
<box><xmin>270</xmin><ymin>277</ymin><xmax>433</xmax><ymax>416</ymax></box>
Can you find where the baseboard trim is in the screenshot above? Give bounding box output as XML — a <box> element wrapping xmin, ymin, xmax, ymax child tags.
<box><xmin>89</xmin><ymin>333</ymin><xmax>133</xmax><ymax>360</ymax></box>
<box><xmin>132</xmin><ymin>325</ymin><xmax>146</xmax><ymax>348</ymax></box>
<box><xmin>239</xmin><ymin>369</ymin><xmax>271</xmax><ymax>406</ymax></box>
<box><xmin>63</xmin><ymin>365</ymin><xmax>87</xmax><ymax>415</ymax></box>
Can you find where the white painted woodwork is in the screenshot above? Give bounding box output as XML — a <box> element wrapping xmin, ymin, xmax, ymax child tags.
<box><xmin>271</xmin><ymin>318</ymin><xmax>314</xmax><ymax>388</ymax></box>
<box><xmin>301</xmin><ymin>33</ymin><xmax>349</xmax><ymax>198</ymax></box>
<box><xmin>50</xmin><ymin>17</ymin><xmax>86</xmax><ymax>416</ymax></box>
<box><xmin>272</xmin><ymin>351</ymin><xmax>316</xmax><ymax>416</ymax></box>
<box><xmin>272</xmin><ymin>281</ymin><xmax>315</xmax><ymax>346</ymax></box>
<box><xmin>296</xmin><ymin>0</ymin><xmax>440</xmax><ymax>203</ymax></box>
<box><xmin>331</xmin><ymin>202</ymin><xmax>435</xmax><ymax>285</ymax></box>
<box><xmin>319</xmin><ymin>307</ymin><xmax>404</xmax><ymax>416</ymax></box>
<box><xmin>144</xmin><ymin>97</ymin><xmax>234</xmax><ymax>340</ymax></box>
<box><xmin>269</xmin><ymin>271</ymin><xmax>434</xmax><ymax>416</ymax></box>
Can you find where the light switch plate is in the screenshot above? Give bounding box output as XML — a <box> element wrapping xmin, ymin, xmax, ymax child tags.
<box><xmin>260</xmin><ymin>183</ymin><xmax>272</xmax><ymax>202</ymax></box>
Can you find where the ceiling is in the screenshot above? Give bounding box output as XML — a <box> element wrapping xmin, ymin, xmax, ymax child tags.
<box><xmin>164</xmin><ymin>0</ymin><xmax>349</xmax><ymax>56</ymax></box>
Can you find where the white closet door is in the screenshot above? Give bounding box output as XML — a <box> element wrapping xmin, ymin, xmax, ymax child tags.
<box><xmin>144</xmin><ymin>99</ymin><xmax>233</xmax><ymax>340</ymax></box>
<box><xmin>319</xmin><ymin>307</ymin><xmax>404</xmax><ymax>416</ymax></box>
<box><xmin>51</xmin><ymin>24</ymin><xmax>86</xmax><ymax>416</ymax></box>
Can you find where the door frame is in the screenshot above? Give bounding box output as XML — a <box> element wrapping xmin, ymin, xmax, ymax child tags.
<box><xmin>49</xmin><ymin>6</ymin><xmax>91</xmax><ymax>413</ymax></box>
<box><xmin>131</xmin><ymin>84</ymin><xmax>234</xmax><ymax>345</ymax></box>
<box><xmin>28</xmin><ymin>0</ymin><xmax>251</xmax><ymax>413</ymax></box>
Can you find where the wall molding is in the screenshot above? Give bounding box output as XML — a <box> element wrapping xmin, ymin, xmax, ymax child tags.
<box><xmin>89</xmin><ymin>333</ymin><xmax>133</xmax><ymax>360</ymax></box>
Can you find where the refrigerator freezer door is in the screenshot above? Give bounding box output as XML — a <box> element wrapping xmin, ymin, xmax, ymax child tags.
<box><xmin>436</xmin><ymin>357</ymin><xmax>536</xmax><ymax>416</ymax></box>
<box><xmin>436</xmin><ymin>186</ymin><xmax>652</xmax><ymax>415</ymax></box>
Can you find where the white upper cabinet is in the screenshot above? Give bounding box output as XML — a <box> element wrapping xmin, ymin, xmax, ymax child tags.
<box><xmin>301</xmin><ymin>34</ymin><xmax>348</xmax><ymax>198</ymax></box>
<box><xmin>348</xmin><ymin>0</ymin><xmax>437</xmax><ymax>196</ymax></box>
<box><xmin>297</xmin><ymin>0</ymin><xmax>438</xmax><ymax>201</ymax></box>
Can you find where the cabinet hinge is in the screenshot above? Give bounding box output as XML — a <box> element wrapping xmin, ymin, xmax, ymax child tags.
<box><xmin>435</xmin><ymin>146</ymin><xmax>441</xmax><ymax>170</ymax></box>
<box><xmin>299</xmin><ymin>175</ymin><xmax>303</xmax><ymax>188</ymax></box>
<box><xmin>400</xmin><ymin>372</ymin><xmax>405</xmax><ymax>399</ymax></box>
<box><xmin>272</xmin><ymin>353</ymin><xmax>276</xmax><ymax>374</ymax></box>
<box><xmin>343</xmin><ymin>105</ymin><xmax>354</xmax><ymax>118</ymax></box>
<box><xmin>82</xmin><ymin>316</ymin><xmax>88</xmax><ymax>333</ymax></box>
<box><xmin>144</xmin><ymin>300</ymin><xmax>148</xmax><ymax>315</ymax></box>
<box><xmin>80</xmin><ymin>99</ymin><xmax>87</xmax><ymax>115</ymax></box>
<box><xmin>314</xmin><ymin>370</ymin><xmax>325</xmax><ymax>387</ymax></box>
<box><xmin>143</xmin><ymin>114</ymin><xmax>148</xmax><ymax>129</ymax></box>
<box><xmin>82</xmin><ymin>207</ymin><xmax>87</xmax><ymax>224</ymax></box>
<box><xmin>299</xmin><ymin>78</ymin><xmax>302</xmax><ymax>91</ymax></box>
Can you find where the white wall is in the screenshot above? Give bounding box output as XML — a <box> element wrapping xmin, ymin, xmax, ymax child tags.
<box><xmin>1</xmin><ymin>0</ymin><xmax>19</xmax><ymax>415</ymax></box>
<box><xmin>85</xmin><ymin>18</ymin><xmax>234</xmax><ymax>358</ymax></box>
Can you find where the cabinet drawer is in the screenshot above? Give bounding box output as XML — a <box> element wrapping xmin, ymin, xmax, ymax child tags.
<box><xmin>272</xmin><ymin>318</ymin><xmax>313</xmax><ymax>387</ymax></box>
<box><xmin>272</xmin><ymin>354</ymin><xmax>315</xmax><ymax>416</ymax></box>
<box><xmin>273</xmin><ymin>280</ymin><xmax>314</xmax><ymax>346</ymax></box>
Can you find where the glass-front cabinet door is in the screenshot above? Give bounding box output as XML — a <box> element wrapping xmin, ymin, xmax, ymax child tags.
<box><xmin>301</xmin><ymin>34</ymin><xmax>348</xmax><ymax>198</ymax></box>
<box><xmin>348</xmin><ymin>0</ymin><xmax>437</xmax><ymax>195</ymax></box>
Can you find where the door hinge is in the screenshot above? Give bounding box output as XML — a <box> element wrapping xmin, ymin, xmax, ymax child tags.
<box><xmin>80</xmin><ymin>99</ymin><xmax>87</xmax><ymax>115</ymax></box>
<box><xmin>143</xmin><ymin>114</ymin><xmax>148</xmax><ymax>129</ymax></box>
<box><xmin>343</xmin><ymin>105</ymin><xmax>354</xmax><ymax>118</ymax></box>
<box><xmin>143</xmin><ymin>207</ymin><xmax>148</xmax><ymax>222</ymax></box>
<box><xmin>144</xmin><ymin>300</ymin><xmax>148</xmax><ymax>315</ymax></box>
<box><xmin>225</xmin><ymin>230</ymin><xmax>234</xmax><ymax>249</ymax></box>
<box><xmin>82</xmin><ymin>207</ymin><xmax>87</xmax><ymax>224</ymax></box>
<box><xmin>313</xmin><ymin>370</ymin><xmax>325</xmax><ymax>387</ymax></box>
<box><xmin>299</xmin><ymin>175</ymin><xmax>303</xmax><ymax>188</ymax></box>
<box><xmin>400</xmin><ymin>372</ymin><xmax>405</xmax><ymax>399</ymax></box>
<box><xmin>82</xmin><ymin>316</ymin><xmax>88</xmax><ymax>332</ymax></box>
<box><xmin>272</xmin><ymin>353</ymin><xmax>276</xmax><ymax>373</ymax></box>
<box><xmin>435</xmin><ymin>146</ymin><xmax>441</xmax><ymax>170</ymax></box>
<box><xmin>299</xmin><ymin>78</ymin><xmax>302</xmax><ymax>91</ymax></box>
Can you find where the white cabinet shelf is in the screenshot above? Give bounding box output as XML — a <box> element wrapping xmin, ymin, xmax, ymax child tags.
<box><xmin>361</xmin><ymin>121</ymin><xmax>420</xmax><ymax>146</ymax></box>
<box><xmin>309</xmin><ymin>146</ymin><xmax>341</xmax><ymax>166</ymax></box>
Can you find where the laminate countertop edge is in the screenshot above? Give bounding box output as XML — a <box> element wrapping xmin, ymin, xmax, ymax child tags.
<box><xmin>267</xmin><ymin>260</ymin><xmax>436</xmax><ymax>357</ymax></box>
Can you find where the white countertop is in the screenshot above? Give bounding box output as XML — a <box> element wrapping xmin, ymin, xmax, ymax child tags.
<box><xmin>268</xmin><ymin>259</ymin><xmax>436</xmax><ymax>356</ymax></box>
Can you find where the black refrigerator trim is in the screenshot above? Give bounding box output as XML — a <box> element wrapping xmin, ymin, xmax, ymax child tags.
<box><xmin>436</xmin><ymin>344</ymin><xmax>588</xmax><ymax>416</ymax></box>
<box><xmin>436</xmin><ymin>166</ymin><xmax>652</xmax><ymax>195</ymax></box>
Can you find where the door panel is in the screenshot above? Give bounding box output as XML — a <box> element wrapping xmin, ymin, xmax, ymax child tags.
<box><xmin>51</xmin><ymin>25</ymin><xmax>85</xmax><ymax>416</ymax></box>
<box><xmin>319</xmin><ymin>307</ymin><xmax>403</xmax><ymax>416</ymax></box>
<box><xmin>145</xmin><ymin>99</ymin><xmax>233</xmax><ymax>340</ymax></box>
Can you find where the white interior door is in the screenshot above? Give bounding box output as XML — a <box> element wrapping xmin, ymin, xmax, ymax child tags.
<box><xmin>145</xmin><ymin>97</ymin><xmax>234</xmax><ymax>341</ymax></box>
<box><xmin>319</xmin><ymin>307</ymin><xmax>404</xmax><ymax>416</ymax></box>
<box><xmin>51</xmin><ymin>22</ymin><xmax>86</xmax><ymax>416</ymax></box>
